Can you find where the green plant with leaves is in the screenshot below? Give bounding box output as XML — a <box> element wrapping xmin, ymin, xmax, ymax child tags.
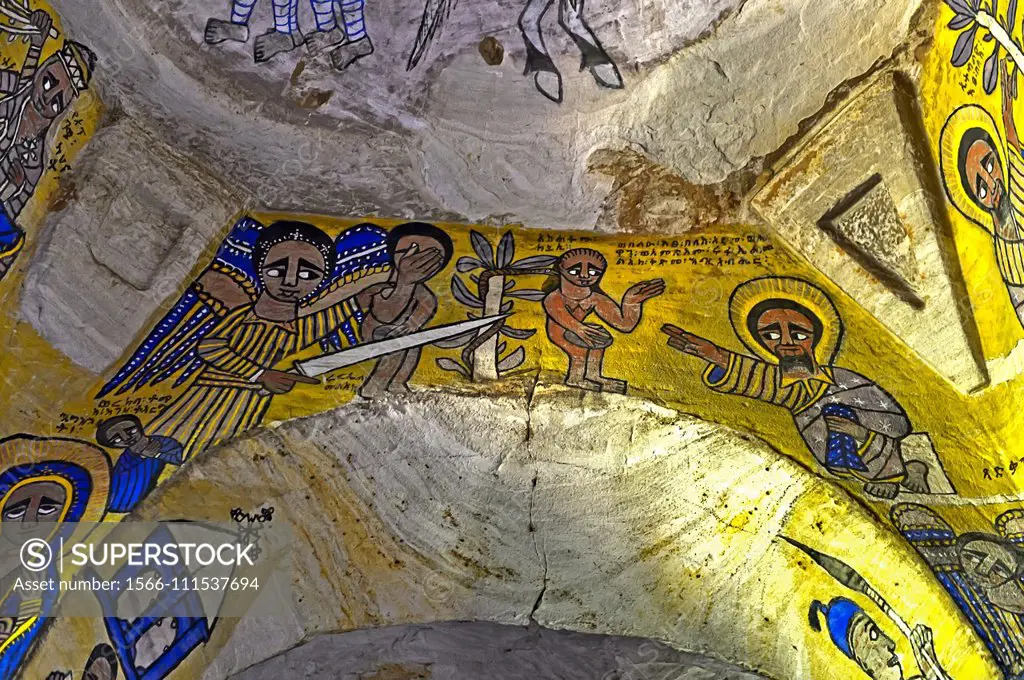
<box><xmin>947</xmin><ymin>0</ymin><xmax>1024</xmax><ymax>94</ymax></box>
<box><xmin>437</xmin><ymin>230</ymin><xmax>557</xmax><ymax>381</ymax></box>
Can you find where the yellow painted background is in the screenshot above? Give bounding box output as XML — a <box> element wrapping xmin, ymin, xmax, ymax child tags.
<box><xmin>5</xmin><ymin>2</ymin><xmax>1024</xmax><ymax>678</ymax></box>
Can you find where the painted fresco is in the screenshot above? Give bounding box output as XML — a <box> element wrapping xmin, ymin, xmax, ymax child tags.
<box><xmin>0</xmin><ymin>0</ymin><xmax>98</xmax><ymax>282</ymax></box>
<box><xmin>202</xmin><ymin>0</ymin><xmax>622</xmax><ymax>103</ymax></box>
<box><xmin>0</xmin><ymin>207</ymin><xmax>1016</xmax><ymax>677</ymax></box>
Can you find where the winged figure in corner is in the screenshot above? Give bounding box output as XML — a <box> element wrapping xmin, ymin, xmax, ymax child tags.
<box><xmin>96</xmin><ymin>216</ymin><xmax>393</xmax><ymax>460</ymax></box>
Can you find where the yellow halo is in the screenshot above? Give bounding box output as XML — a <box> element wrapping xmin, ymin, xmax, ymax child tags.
<box><xmin>0</xmin><ymin>435</ymin><xmax>111</xmax><ymax>546</ymax></box>
<box><xmin>729</xmin><ymin>277</ymin><xmax>843</xmax><ymax>367</ymax></box>
<box><xmin>939</xmin><ymin>104</ymin><xmax>1003</xmax><ymax>233</ymax></box>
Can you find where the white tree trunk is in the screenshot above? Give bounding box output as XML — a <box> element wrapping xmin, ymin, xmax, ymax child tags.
<box><xmin>978</xmin><ymin>11</ymin><xmax>1024</xmax><ymax>69</ymax></box>
<box><xmin>473</xmin><ymin>274</ymin><xmax>504</xmax><ymax>381</ymax></box>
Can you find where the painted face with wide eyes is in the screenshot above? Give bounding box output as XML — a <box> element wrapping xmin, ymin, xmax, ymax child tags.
<box><xmin>1</xmin><ymin>479</ymin><xmax>69</xmax><ymax>549</ymax></box>
<box><xmin>559</xmin><ymin>252</ymin><xmax>606</xmax><ymax>288</ymax></box>
<box><xmin>260</xmin><ymin>241</ymin><xmax>327</xmax><ymax>303</ymax></box>
<box><xmin>849</xmin><ymin>612</ymin><xmax>902</xmax><ymax>680</ymax></box>
<box><xmin>965</xmin><ymin>138</ymin><xmax>1006</xmax><ymax>211</ymax></box>
<box><xmin>960</xmin><ymin>539</ymin><xmax>1020</xmax><ymax>587</ymax></box>
<box><xmin>32</xmin><ymin>59</ymin><xmax>74</xmax><ymax>120</ymax></box>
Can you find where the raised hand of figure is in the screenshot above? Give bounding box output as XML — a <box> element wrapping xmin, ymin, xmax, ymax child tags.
<box><xmin>258</xmin><ymin>369</ymin><xmax>320</xmax><ymax>395</ymax></box>
<box><xmin>397</xmin><ymin>244</ymin><xmax>444</xmax><ymax>284</ymax></box>
<box><xmin>661</xmin><ymin>324</ymin><xmax>730</xmax><ymax>368</ymax></box>
<box><xmin>29</xmin><ymin>10</ymin><xmax>53</xmax><ymax>45</ymax></box>
<box><xmin>824</xmin><ymin>415</ymin><xmax>870</xmax><ymax>443</ymax></box>
<box><xmin>910</xmin><ymin>624</ymin><xmax>950</xmax><ymax>680</ymax></box>
<box><xmin>623</xmin><ymin>279</ymin><xmax>666</xmax><ymax>305</ymax></box>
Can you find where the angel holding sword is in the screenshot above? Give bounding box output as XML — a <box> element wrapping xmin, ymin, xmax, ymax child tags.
<box><xmin>98</xmin><ymin>218</ymin><xmax>485</xmax><ymax>461</ymax></box>
<box><xmin>0</xmin><ymin>3</ymin><xmax>95</xmax><ymax>280</ymax></box>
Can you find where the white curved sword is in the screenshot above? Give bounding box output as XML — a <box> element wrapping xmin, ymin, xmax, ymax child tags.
<box><xmin>293</xmin><ymin>314</ymin><xmax>508</xmax><ymax>378</ymax></box>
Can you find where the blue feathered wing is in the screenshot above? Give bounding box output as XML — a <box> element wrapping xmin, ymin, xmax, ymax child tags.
<box><xmin>312</xmin><ymin>222</ymin><xmax>391</xmax><ymax>352</ymax></box>
<box><xmin>97</xmin><ymin>216</ymin><xmax>265</xmax><ymax>398</ymax></box>
<box><xmin>97</xmin><ymin>219</ymin><xmax>393</xmax><ymax>398</ymax></box>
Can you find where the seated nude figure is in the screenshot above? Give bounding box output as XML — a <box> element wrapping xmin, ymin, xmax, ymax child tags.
<box><xmin>544</xmin><ymin>248</ymin><xmax>665</xmax><ymax>393</ymax></box>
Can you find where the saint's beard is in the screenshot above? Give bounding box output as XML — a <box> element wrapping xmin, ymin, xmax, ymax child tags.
<box><xmin>779</xmin><ymin>354</ymin><xmax>815</xmax><ymax>376</ymax></box>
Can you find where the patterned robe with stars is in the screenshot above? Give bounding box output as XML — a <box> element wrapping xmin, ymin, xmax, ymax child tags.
<box><xmin>703</xmin><ymin>354</ymin><xmax>912</xmax><ymax>483</ymax></box>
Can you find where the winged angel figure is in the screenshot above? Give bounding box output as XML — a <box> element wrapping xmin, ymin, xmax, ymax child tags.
<box><xmin>96</xmin><ymin>217</ymin><xmax>393</xmax><ymax>460</ymax></box>
<box><xmin>892</xmin><ymin>503</ymin><xmax>1024</xmax><ymax>679</ymax></box>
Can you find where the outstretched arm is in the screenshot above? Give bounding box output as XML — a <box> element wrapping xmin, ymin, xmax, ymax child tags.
<box><xmin>662</xmin><ymin>324</ymin><xmax>731</xmax><ymax>369</ymax></box>
<box><xmin>592</xmin><ymin>279</ymin><xmax>666</xmax><ymax>332</ymax></box>
<box><xmin>16</xmin><ymin>11</ymin><xmax>53</xmax><ymax>88</ymax></box>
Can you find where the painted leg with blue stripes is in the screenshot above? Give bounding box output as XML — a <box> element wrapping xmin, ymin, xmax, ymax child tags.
<box><xmin>205</xmin><ymin>0</ymin><xmax>257</xmax><ymax>45</ymax></box>
<box><xmin>306</xmin><ymin>0</ymin><xmax>347</xmax><ymax>55</ymax></box>
<box><xmin>254</xmin><ymin>0</ymin><xmax>305</xmax><ymax>63</ymax></box>
<box><xmin>329</xmin><ymin>0</ymin><xmax>373</xmax><ymax>70</ymax></box>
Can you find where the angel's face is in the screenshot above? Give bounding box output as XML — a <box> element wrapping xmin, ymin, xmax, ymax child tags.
<box><xmin>259</xmin><ymin>241</ymin><xmax>327</xmax><ymax>303</ymax></box>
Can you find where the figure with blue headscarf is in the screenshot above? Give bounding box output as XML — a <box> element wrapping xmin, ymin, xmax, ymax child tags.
<box><xmin>809</xmin><ymin>597</ymin><xmax>951</xmax><ymax>680</ymax></box>
<box><xmin>0</xmin><ymin>435</ymin><xmax>111</xmax><ymax>680</ymax></box>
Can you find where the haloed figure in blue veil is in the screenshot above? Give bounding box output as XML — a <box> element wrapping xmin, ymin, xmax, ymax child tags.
<box><xmin>0</xmin><ymin>435</ymin><xmax>110</xmax><ymax>680</ymax></box>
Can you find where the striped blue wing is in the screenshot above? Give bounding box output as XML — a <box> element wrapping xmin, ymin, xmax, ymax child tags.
<box><xmin>315</xmin><ymin>223</ymin><xmax>391</xmax><ymax>353</ymax></box>
<box><xmin>97</xmin><ymin>217</ymin><xmax>265</xmax><ymax>398</ymax></box>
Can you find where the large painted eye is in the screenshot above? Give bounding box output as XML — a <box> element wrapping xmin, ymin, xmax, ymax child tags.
<box><xmin>43</xmin><ymin>75</ymin><xmax>54</xmax><ymax>91</ymax></box>
<box><xmin>51</xmin><ymin>101</ymin><xmax>60</xmax><ymax>114</ymax></box>
<box><xmin>762</xmin><ymin>331</ymin><xmax>781</xmax><ymax>341</ymax></box>
<box><xmin>568</xmin><ymin>266</ymin><xmax>581</xmax><ymax>276</ymax></box>
<box><xmin>587</xmin><ymin>267</ymin><xmax>599</xmax><ymax>276</ymax></box>
<box><xmin>869</xmin><ymin>627</ymin><xmax>878</xmax><ymax>641</ymax></box>
<box><xmin>793</xmin><ymin>331</ymin><xmax>809</xmax><ymax>341</ymax></box>
<box><xmin>3</xmin><ymin>506</ymin><xmax>26</xmax><ymax>521</ymax></box>
<box><xmin>264</xmin><ymin>268</ymin><xmax>283</xmax><ymax>278</ymax></box>
<box><xmin>987</xmin><ymin>158</ymin><xmax>995</xmax><ymax>173</ymax></box>
<box><xmin>979</xmin><ymin>184</ymin><xmax>988</xmax><ymax>200</ymax></box>
<box><xmin>297</xmin><ymin>269</ymin><xmax>321</xmax><ymax>281</ymax></box>
<box><xmin>37</xmin><ymin>502</ymin><xmax>60</xmax><ymax>517</ymax></box>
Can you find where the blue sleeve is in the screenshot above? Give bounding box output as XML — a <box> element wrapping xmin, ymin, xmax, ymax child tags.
<box><xmin>157</xmin><ymin>436</ymin><xmax>185</xmax><ymax>465</ymax></box>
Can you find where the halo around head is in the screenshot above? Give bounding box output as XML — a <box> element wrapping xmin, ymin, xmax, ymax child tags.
<box><xmin>939</xmin><ymin>104</ymin><xmax>1003</xmax><ymax>232</ymax></box>
<box><xmin>0</xmin><ymin>435</ymin><xmax>111</xmax><ymax>543</ymax></box>
<box><xmin>729</xmin><ymin>277</ymin><xmax>843</xmax><ymax>367</ymax></box>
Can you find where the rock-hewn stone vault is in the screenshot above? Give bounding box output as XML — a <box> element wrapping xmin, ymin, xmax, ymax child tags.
<box><xmin>0</xmin><ymin>0</ymin><xmax>1022</xmax><ymax>678</ymax></box>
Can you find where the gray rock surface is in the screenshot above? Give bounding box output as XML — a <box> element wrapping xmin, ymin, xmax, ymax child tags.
<box><xmin>228</xmin><ymin>621</ymin><xmax>770</xmax><ymax>679</ymax></box>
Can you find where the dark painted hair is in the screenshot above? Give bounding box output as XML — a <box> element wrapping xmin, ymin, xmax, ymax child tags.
<box><xmin>958</xmin><ymin>127</ymin><xmax>1000</xmax><ymax>207</ymax></box>
<box><xmin>253</xmin><ymin>220</ymin><xmax>337</xmax><ymax>275</ymax></box>
<box><xmin>85</xmin><ymin>643</ymin><xmax>119</xmax><ymax>679</ymax></box>
<box><xmin>96</xmin><ymin>415</ymin><xmax>142</xmax><ymax>448</ymax></box>
<box><xmin>746</xmin><ymin>298</ymin><xmax>823</xmax><ymax>351</ymax></box>
<box><xmin>386</xmin><ymin>222</ymin><xmax>454</xmax><ymax>270</ymax></box>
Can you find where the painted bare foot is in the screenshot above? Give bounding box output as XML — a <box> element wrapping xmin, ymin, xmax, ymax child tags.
<box><xmin>863</xmin><ymin>481</ymin><xmax>901</xmax><ymax>500</ymax></box>
<box><xmin>306</xmin><ymin>27</ymin><xmax>347</xmax><ymax>55</ymax></box>
<box><xmin>565</xmin><ymin>377</ymin><xmax>602</xmax><ymax>392</ymax></box>
<box><xmin>593</xmin><ymin>377</ymin><xmax>627</xmax><ymax>395</ymax></box>
<box><xmin>589</xmin><ymin>62</ymin><xmax>623</xmax><ymax>89</ymax></box>
<box><xmin>205</xmin><ymin>18</ymin><xmax>249</xmax><ymax>45</ymax></box>
<box><xmin>330</xmin><ymin>36</ymin><xmax>374</xmax><ymax>70</ymax></box>
<box><xmin>254</xmin><ymin>29</ymin><xmax>304</xmax><ymax>63</ymax></box>
<box><xmin>902</xmin><ymin>461</ymin><xmax>932</xmax><ymax>494</ymax></box>
<box><xmin>534</xmin><ymin>70</ymin><xmax>563</xmax><ymax>103</ymax></box>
